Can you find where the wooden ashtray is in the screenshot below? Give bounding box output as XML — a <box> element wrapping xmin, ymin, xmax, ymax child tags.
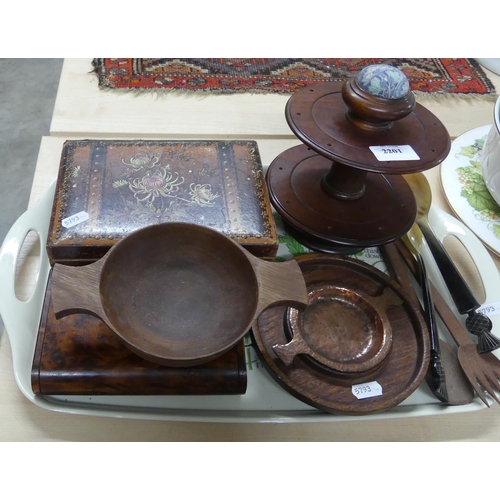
<box><xmin>272</xmin><ymin>284</ymin><xmax>402</xmax><ymax>373</ymax></box>
<box><xmin>50</xmin><ymin>222</ymin><xmax>308</xmax><ymax>367</ymax></box>
<box><xmin>251</xmin><ymin>253</ymin><xmax>430</xmax><ymax>415</ymax></box>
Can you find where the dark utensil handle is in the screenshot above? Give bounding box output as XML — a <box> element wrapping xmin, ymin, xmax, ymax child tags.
<box><xmin>418</xmin><ymin>221</ymin><xmax>479</xmax><ymax>315</ymax></box>
<box><xmin>394</xmin><ymin>239</ymin><xmax>473</xmax><ymax>347</ymax></box>
<box><xmin>414</xmin><ymin>251</ymin><xmax>440</xmax><ymax>353</ymax></box>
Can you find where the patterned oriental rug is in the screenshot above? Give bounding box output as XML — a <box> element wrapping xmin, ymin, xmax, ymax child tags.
<box><xmin>92</xmin><ymin>58</ymin><xmax>497</xmax><ymax>99</ymax></box>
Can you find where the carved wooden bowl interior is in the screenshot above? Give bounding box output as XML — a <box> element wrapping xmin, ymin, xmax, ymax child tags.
<box><xmin>99</xmin><ymin>223</ymin><xmax>259</xmax><ymax>365</ymax></box>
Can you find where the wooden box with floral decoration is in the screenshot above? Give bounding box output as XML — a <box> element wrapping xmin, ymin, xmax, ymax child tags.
<box><xmin>46</xmin><ymin>139</ymin><xmax>278</xmax><ymax>265</ymax></box>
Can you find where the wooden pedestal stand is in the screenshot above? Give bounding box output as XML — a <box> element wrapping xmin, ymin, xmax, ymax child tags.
<box><xmin>266</xmin><ymin>74</ymin><xmax>451</xmax><ymax>253</ymax></box>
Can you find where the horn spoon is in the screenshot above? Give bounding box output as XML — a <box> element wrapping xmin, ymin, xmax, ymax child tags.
<box><xmin>403</xmin><ymin>173</ymin><xmax>500</xmax><ymax>354</ymax></box>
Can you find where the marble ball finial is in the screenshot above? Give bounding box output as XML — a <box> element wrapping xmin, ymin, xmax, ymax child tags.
<box><xmin>356</xmin><ymin>64</ymin><xmax>410</xmax><ymax>100</ymax></box>
<box><xmin>341</xmin><ymin>63</ymin><xmax>415</xmax><ymax>130</ymax></box>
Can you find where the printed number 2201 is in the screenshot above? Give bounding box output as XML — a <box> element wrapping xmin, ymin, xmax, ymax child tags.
<box><xmin>369</xmin><ymin>145</ymin><xmax>420</xmax><ymax>161</ymax></box>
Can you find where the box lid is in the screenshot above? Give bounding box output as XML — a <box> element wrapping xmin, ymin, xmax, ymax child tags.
<box><xmin>47</xmin><ymin>139</ymin><xmax>278</xmax><ymax>263</ymax></box>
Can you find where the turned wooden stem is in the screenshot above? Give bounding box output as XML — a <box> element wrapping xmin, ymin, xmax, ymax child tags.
<box><xmin>321</xmin><ymin>160</ymin><xmax>368</xmax><ymax>201</ymax></box>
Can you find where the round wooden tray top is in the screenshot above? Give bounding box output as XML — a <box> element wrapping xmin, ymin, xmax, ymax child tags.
<box><xmin>285</xmin><ymin>82</ymin><xmax>451</xmax><ymax>174</ymax></box>
<box><xmin>251</xmin><ymin>254</ymin><xmax>430</xmax><ymax>415</ymax></box>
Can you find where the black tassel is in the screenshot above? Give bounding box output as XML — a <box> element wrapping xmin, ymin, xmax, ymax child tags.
<box><xmin>465</xmin><ymin>311</ymin><xmax>500</xmax><ymax>354</ymax></box>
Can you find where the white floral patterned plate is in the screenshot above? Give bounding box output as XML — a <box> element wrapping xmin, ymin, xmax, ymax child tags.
<box><xmin>440</xmin><ymin>125</ymin><xmax>500</xmax><ymax>257</ymax></box>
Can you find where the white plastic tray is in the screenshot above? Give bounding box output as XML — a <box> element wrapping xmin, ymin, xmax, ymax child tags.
<box><xmin>1</xmin><ymin>179</ymin><xmax>499</xmax><ymax>422</ymax></box>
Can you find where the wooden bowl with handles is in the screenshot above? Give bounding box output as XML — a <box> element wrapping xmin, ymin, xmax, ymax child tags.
<box><xmin>51</xmin><ymin>222</ymin><xmax>309</xmax><ymax>367</ymax></box>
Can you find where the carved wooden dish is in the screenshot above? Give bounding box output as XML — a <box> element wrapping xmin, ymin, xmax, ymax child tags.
<box><xmin>272</xmin><ymin>284</ymin><xmax>402</xmax><ymax>373</ymax></box>
<box><xmin>50</xmin><ymin>222</ymin><xmax>308</xmax><ymax>367</ymax></box>
<box><xmin>251</xmin><ymin>254</ymin><xmax>430</xmax><ymax>415</ymax></box>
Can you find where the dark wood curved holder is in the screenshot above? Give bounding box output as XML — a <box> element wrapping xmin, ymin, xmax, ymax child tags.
<box><xmin>266</xmin><ymin>79</ymin><xmax>451</xmax><ymax>253</ymax></box>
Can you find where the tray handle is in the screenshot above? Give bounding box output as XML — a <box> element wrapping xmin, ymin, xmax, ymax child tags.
<box><xmin>0</xmin><ymin>180</ymin><xmax>56</xmax><ymax>371</ymax></box>
<box><xmin>427</xmin><ymin>204</ymin><xmax>500</xmax><ymax>307</ymax></box>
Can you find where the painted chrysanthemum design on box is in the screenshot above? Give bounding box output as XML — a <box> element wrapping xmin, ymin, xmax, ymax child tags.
<box><xmin>113</xmin><ymin>151</ymin><xmax>220</xmax><ymax>211</ymax></box>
